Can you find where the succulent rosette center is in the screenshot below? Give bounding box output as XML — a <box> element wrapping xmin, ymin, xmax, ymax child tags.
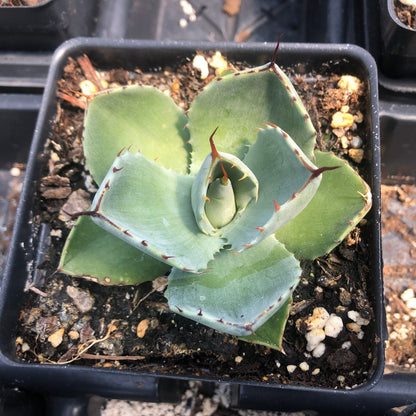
<box><xmin>192</xmin><ymin>129</ymin><xmax>259</xmax><ymax>234</ymax></box>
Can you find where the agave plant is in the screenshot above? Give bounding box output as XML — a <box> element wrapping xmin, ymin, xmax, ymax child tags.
<box><xmin>58</xmin><ymin>46</ymin><xmax>372</xmax><ymax>350</ymax></box>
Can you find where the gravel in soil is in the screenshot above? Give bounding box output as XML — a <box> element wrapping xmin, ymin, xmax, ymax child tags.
<box><xmin>394</xmin><ymin>0</ymin><xmax>416</xmax><ymax>29</ymax></box>
<box><xmin>0</xmin><ymin>0</ymin><xmax>43</xmax><ymax>6</ymax></box>
<box><xmin>0</xmin><ymin>164</ymin><xmax>25</xmax><ymax>277</ymax></box>
<box><xmin>15</xmin><ymin>51</ymin><xmax>378</xmax><ymax>389</ymax></box>
<box><xmin>102</xmin><ymin>381</ymin><xmax>315</xmax><ymax>416</ymax></box>
<box><xmin>382</xmin><ymin>184</ymin><xmax>416</xmax><ymax>371</ymax></box>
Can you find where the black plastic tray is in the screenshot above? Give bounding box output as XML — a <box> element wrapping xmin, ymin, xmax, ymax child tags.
<box><xmin>0</xmin><ymin>0</ymin><xmax>99</xmax><ymax>51</ymax></box>
<box><xmin>95</xmin><ymin>0</ymin><xmax>370</xmax><ymax>44</ymax></box>
<box><xmin>0</xmin><ymin>38</ymin><xmax>384</xmax><ymax>413</ymax></box>
<box><xmin>379</xmin><ymin>0</ymin><xmax>416</xmax><ymax>79</ymax></box>
<box><xmin>380</xmin><ymin>100</ymin><xmax>416</xmax><ymax>185</ymax></box>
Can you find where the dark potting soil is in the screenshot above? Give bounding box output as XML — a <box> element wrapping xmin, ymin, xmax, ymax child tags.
<box><xmin>16</xmin><ymin>52</ymin><xmax>378</xmax><ymax>388</ymax></box>
<box><xmin>0</xmin><ymin>0</ymin><xmax>44</xmax><ymax>6</ymax></box>
<box><xmin>382</xmin><ymin>184</ymin><xmax>416</xmax><ymax>371</ymax></box>
<box><xmin>394</xmin><ymin>0</ymin><xmax>416</xmax><ymax>30</ymax></box>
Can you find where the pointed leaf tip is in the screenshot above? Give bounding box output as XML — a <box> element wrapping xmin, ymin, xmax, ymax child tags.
<box><xmin>272</xmin><ymin>34</ymin><xmax>285</xmax><ymax>65</ymax></box>
<box><xmin>310</xmin><ymin>165</ymin><xmax>341</xmax><ymax>180</ymax></box>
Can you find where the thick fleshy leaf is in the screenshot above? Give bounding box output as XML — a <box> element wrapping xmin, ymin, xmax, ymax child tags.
<box><xmin>83</xmin><ymin>85</ymin><xmax>190</xmax><ymax>184</ymax></box>
<box><xmin>239</xmin><ymin>296</ymin><xmax>292</xmax><ymax>351</ymax></box>
<box><xmin>187</xmin><ymin>62</ymin><xmax>316</xmax><ymax>174</ymax></box>
<box><xmin>191</xmin><ymin>148</ymin><xmax>258</xmax><ymax>235</ymax></box>
<box><xmin>89</xmin><ymin>151</ymin><xmax>225</xmax><ymax>272</ymax></box>
<box><xmin>221</xmin><ymin>126</ymin><xmax>327</xmax><ymax>251</ymax></box>
<box><xmin>58</xmin><ymin>216</ymin><xmax>170</xmax><ymax>285</ymax></box>
<box><xmin>275</xmin><ymin>151</ymin><xmax>372</xmax><ymax>259</ymax></box>
<box><xmin>165</xmin><ymin>236</ymin><xmax>301</xmax><ymax>337</ymax></box>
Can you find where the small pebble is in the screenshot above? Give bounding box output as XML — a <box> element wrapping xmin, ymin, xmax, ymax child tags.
<box><xmin>346</xmin><ymin>322</ymin><xmax>361</xmax><ymax>333</ymax></box>
<box><xmin>50</xmin><ymin>151</ymin><xmax>60</xmax><ymax>162</ymax></box>
<box><xmin>235</xmin><ymin>356</ymin><xmax>243</xmax><ymax>364</ymax></box>
<box><xmin>180</xmin><ymin>0</ymin><xmax>196</xmax><ymax>18</ymax></box>
<box><xmin>193</xmin><ymin>55</ymin><xmax>209</xmax><ymax>79</ymax></box>
<box><xmin>311</xmin><ymin>368</ymin><xmax>320</xmax><ymax>376</ymax></box>
<box><xmin>80</xmin><ymin>80</ymin><xmax>98</xmax><ymax>96</ymax></box>
<box><xmin>305</xmin><ymin>307</ymin><xmax>330</xmax><ymax>330</ymax></box>
<box><xmin>21</xmin><ymin>343</ymin><xmax>30</xmax><ymax>353</ymax></box>
<box><xmin>348</xmin><ymin>310</ymin><xmax>370</xmax><ymax>326</ymax></box>
<box><xmin>348</xmin><ymin>148</ymin><xmax>364</xmax><ymax>163</ymax></box>
<box><xmin>337</xmin><ymin>75</ymin><xmax>361</xmax><ymax>92</ymax></box>
<box><xmin>401</xmin><ymin>288</ymin><xmax>415</xmax><ymax>302</ymax></box>
<box><xmin>337</xmin><ymin>375</ymin><xmax>346</xmax><ymax>383</ymax></box>
<box><xmin>48</xmin><ymin>328</ymin><xmax>65</xmax><ymax>348</ymax></box>
<box><xmin>10</xmin><ymin>167</ymin><xmax>21</xmax><ymax>177</ymax></box>
<box><xmin>50</xmin><ymin>229</ymin><xmax>62</xmax><ymax>238</ymax></box>
<box><xmin>407</xmin><ymin>298</ymin><xmax>416</xmax><ymax>309</ymax></box>
<box><xmin>341</xmin><ymin>136</ymin><xmax>349</xmax><ymax>149</ymax></box>
<box><xmin>331</xmin><ymin>111</ymin><xmax>354</xmax><ymax>128</ymax></box>
<box><xmin>66</xmin><ymin>286</ymin><xmax>94</xmax><ymax>313</ymax></box>
<box><xmin>209</xmin><ymin>51</ymin><xmax>228</xmax><ymax>76</ymax></box>
<box><xmin>299</xmin><ymin>361</ymin><xmax>310</xmax><ymax>372</ymax></box>
<box><xmin>336</xmin><ymin>305</ymin><xmax>348</xmax><ymax>314</ymax></box>
<box><xmin>354</xmin><ymin>111</ymin><xmax>364</xmax><ymax>123</ymax></box>
<box><xmin>342</xmin><ymin>341</ymin><xmax>352</xmax><ymax>349</ymax></box>
<box><xmin>68</xmin><ymin>330</ymin><xmax>80</xmax><ymax>340</ymax></box>
<box><xmin>137</xmin><ymin>319</ymin><xmax>150</xmax><ymax>338</ymax></box>
<box><xmin>179</xmin><ymin>18</ymin><xmax>188</xmax><ymax>28</ymax></box>
<box><xmin>312</xmin><ymin>342</ymin><xmax>326</xmax><ymax>358</ymax></box>
<box><xmin>324</xmin><ymin>314</ymin><xmax>343</xmax><ymax>338</ymax></box>
<box><xmin>350</xmin><ymin>136</ymin><xmax>363</xmax><ymax>149</ymax></box>
<box><xmin>339</xmin><ymin>288</ymin><xmax>352</xmax><ymax>306</ymax></box>
<box><xmin>287</xmin><ymin>365</ymin><xmax>297</xmax><ymax>374</ymax></box>
<box><xmin>306</xmin><ymin>328</ymin><xmax>326</xmax><ymax>351</ymax></box>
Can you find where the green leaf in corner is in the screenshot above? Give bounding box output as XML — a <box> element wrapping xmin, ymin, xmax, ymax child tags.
<box><xmin>58</xmin><ymin>216</ymin><xmax>170</xmax><ymax>285</ymax></box>
<box><xmin>239</xmin><ymin>296</ymin><xmax>292</xmax><ymax>351</ymax></box>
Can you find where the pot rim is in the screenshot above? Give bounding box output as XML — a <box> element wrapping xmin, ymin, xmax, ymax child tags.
<box><xmin>0</xmin><ymin>37</ymin><xmax>385</xmax><ymax>401</ymax></box>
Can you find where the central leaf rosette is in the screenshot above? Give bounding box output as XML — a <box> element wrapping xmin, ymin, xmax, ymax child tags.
<box><xmin>85</xmin><ymin>124</ymin><xmax>326</xmax><ymax>274</ymax></box>
<box><xmin>192</xmin><ymin>130</ymin><xmax>259</xmax><ymax>234</ymax></box>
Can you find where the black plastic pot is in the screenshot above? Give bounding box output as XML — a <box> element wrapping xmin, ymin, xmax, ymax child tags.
<box><xmin>379</xmin><ymin>0</ymin><xmax>416</xmax><ymax>78</ymax></box>
<box><xmin>0</xmin><ymin>0</ymin><xmax>99</xmax><ymax>51</ymax></box>
<box><xmin>0</xmin><ymin>38</ymin><xmax>385</xmax><ymax>414</ymax></box>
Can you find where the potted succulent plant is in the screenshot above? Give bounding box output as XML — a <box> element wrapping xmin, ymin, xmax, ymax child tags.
<box><xmin>0</xmin><ymin>38</ymin><xmax>385</xmax><ymax>413</ymax></box>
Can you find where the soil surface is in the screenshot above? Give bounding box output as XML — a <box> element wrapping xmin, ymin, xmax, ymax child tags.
<box><xmin>394</xmin><ymin>0</ymin><xmax>416</xmax><ymax>29</ymax></box>
<box><xmin>382</xmin><ymin>184</ymin><xmax>416</xmax><ymax>371</ymax></box>
<box><xmin>0</xmin><ymin>0</ymin><xmax>43</xmax><ymax>6</ymax></box>
<box><xmin>15</xmin><ymin>52</ymin><xmax>378</xmax><ymax>389</ymax></box>
<box><xmin>0</xmin><ymin>164</ymin><xmax>25</xmax><ymax>277</ymax></box>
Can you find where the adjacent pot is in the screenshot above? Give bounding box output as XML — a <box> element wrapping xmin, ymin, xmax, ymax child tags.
<box><xmin>0</xmin><ymin>38</ymin><xmax>385</xmax><ymax>413</ymax></box>
<box><xmin>380</xmin><ymin>0</ymin><xmax>416</xmax><ymax>78</ymax></box>
<box><xmin>0</xmin><ymin>0</ymin><xmax>99</xmax><ymax>50</ymax></box>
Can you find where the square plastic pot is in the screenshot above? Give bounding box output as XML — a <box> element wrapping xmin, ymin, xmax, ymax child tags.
<box><xmin>0</xmin><ymin>0</ymin><xmax>99</xmax><ymax>51</ymax></box>
<box><xmin>0</xmin><ymin>38</ymin><xmax>385</xmax><ymax>412</ymax></box>
<box><xmin>379</xmin><ymin>0</ymin><xmax>416</xmax><ymax>78</ymax></box>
